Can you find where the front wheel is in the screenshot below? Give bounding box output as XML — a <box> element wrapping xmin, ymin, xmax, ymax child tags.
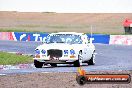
<box><xmin>87</xmin><ymin>51</ymin><xmax>95</xmax><ymax>65</ymax></box>
<box><xmin>50</xmin><ymin>63</ymin><xmax>57</xmax><ymax>67</ymax></box>
<box><xmin>74</xmin><ymin>60</ymin><xmax>80</xmax><ymax>67</ymax></box>
<box><xmin>74</xmin><ymin>55</ymin><xmax>82</xmax><ymax>67</ymax></box>
<box><xmin>34</xmin><ymin>60</ymin><xmax>43</xmax><ymax>68</ymax></box>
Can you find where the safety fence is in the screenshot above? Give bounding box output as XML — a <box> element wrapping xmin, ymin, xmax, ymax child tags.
<box><xmin>0</xmin><ymin>32</ymin><xmax>132</xmax><ymax>45</ymax></box>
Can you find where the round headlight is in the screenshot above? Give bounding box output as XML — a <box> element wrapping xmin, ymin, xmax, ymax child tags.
<box><xmin>41</xmin><ymin>50</ymin><xmax>46</xmax><ymax>54</ymax></box>
<box><xmin>64</xmin><ymin>50</ymin><xmax>68</xmax><ymax>54</ymax></box>
<box><xmin>35</xmin><ymin>49</ymin><xmax>40</xmax><ymax>54</ymax></box>
<box><xmin>70</xmin><ymin>49</ymin><xmax>75</xmax><ymax>55</ymax></box>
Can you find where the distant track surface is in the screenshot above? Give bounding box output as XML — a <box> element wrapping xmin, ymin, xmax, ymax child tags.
<box><xmin>0</xmin><ymin>40</ymin><xmax>132</xmax><ymax>75</ymax></box>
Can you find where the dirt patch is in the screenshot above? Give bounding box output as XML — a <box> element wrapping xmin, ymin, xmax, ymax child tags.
<box><xmin>0</xmin><ymin>71</ymin><xmax>131</xmax><ymax>88</ymax></box>
<box><xmin>0</xmin><ymin>12</ymin><xmax>132</xmax><ymax>34</ymax></box>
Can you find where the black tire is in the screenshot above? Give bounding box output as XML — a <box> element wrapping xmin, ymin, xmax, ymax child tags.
<box><xmin>50</xmin><ymin>63</ymin><xmax>57</xmax><ymax>67</ymax></box>
<box><xmin>87</xmin><ymin>52</ymin><xmax>95</xmax><ymax>65</ymax></box>
<box><xmin>74</xmin><ymin>60</ymin><xmax>80</xmax><ymax>67</ymax></box>
<box><xmin>34</xmin><ymin>60</ymin><xmax>43</xmax><ymax>68</ymax></box>
<box><xmin>74</xmin><ymin>54</ymin><xmax>82</xmax><ymax>67</ymax></box>
<box><xmin>88</xmin><ymin>58</ymin><xmax>94</xmax><ymax>65</ymax></box>
<box><xmin>76</xmin><ymin>76</ymin><xmax>87</xmax><ymax>85</ymax></box>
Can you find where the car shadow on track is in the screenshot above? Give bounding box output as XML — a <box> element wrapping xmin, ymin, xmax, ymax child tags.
<box><xmin>42</xmin><ymin>64</ymin><xmax>92</xmax><ymax>68</ymax></box>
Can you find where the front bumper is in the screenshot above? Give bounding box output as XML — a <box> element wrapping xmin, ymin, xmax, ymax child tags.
<box><xmin>33</xmin><ymin>57</ymin><xmax>77</xmax><ymax>64</ymax></box>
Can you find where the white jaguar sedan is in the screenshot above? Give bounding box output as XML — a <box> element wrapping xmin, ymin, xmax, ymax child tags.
<box><xmin>33</xmin><ymin>32</ymin><xmax>96</xmax><ymax>68</ymax></box>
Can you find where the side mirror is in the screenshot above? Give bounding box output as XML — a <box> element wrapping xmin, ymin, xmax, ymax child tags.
<box><xmin>42</xmin><ymin>41</ymin><xmax>46</xmax><ymax>44</ymax></box>
<box><xmin>88</xmin><ymin>40</ymin><xmax>90</xmax><ymax>43</ymax></box>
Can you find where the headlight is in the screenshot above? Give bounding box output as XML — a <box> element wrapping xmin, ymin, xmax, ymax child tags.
<box><xmin>41</xmin><ymin>49</ymin><xmax>46</xmax><ymax>54</ymax></box>
<box><xmin>70</xmin><ymin>49</ymin><xmax>75</xmax><ymax>55</ymax></box>
<box><xmin>35</xmin><ymin>49</ymin><xmax>40</xmax><ymax>54</ymax></box>
<box><xmin>64</xmin><ymin>50</ymin><xmax>68</xmax><ymax>54</ymax></box>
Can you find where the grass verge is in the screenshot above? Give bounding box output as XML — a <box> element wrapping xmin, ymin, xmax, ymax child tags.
<box><xmin>0</xmin><ymin>52</ymin><xmax>33</xmax><ymax>65</ymax></box>
<box><xmin>0</xmin><ymin>28</ymin><xmax>49</xmax><ymax>33</ymax></box>
<box><xmin>0</xmin><ymin>28</ymin><xmax>125</xmax><ymax>35</ymax></box>
<box><xmin>0</xmin><ymin>28</ymin><xmax>40</xmax><ymax>32</ymax></box>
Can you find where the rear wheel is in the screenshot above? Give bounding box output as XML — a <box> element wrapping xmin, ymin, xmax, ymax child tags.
<box><xmin>50</xmin><ymin>63</ymin><xmax>57</xmax><ymax>67</ymax></box>
<box><xmin>34</xmin><ymin>60</ymin><xmax>43</xmax><ymax>68</ymax></box>
<box><xmin>87</xmin><ymin>51</ymin><xmax>95</xmax><ymax>65</ymax></box>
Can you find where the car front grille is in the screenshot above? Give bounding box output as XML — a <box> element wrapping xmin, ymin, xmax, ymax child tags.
<box><xmin>47</xmin><ymin>49</ymin><xmax>62</xmax><ymax>58</ymax></box>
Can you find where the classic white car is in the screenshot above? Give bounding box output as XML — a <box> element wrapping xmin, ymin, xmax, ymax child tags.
<box><xmin>33</xmin><ymin>32</ymin><xmax>96</xmax><ymax>68</ymax></box>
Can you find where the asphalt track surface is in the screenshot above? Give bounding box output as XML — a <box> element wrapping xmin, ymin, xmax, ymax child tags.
<box><xmin>0</xmin><ymin>40</ymin><xmax>132</xmax><ymax>75</ymax></box>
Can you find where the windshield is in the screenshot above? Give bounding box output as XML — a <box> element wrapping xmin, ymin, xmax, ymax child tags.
<box><xmin>46</xmin><ymin>34</ymin><xmax>82</xmax><ymax>44</ymax></box>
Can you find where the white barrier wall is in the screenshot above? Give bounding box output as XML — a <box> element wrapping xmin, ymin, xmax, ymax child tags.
<box><xmin>110</xmin><ymin>35</ymin><xmax>132</xmax><ymax>45</ymax></box>
<box><xmin>0</xmin><ymin>32</ymin><xmax>12</xmax><ymax>40</ymax></box>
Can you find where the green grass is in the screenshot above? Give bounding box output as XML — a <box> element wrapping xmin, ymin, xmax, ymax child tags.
<box><xmin>0</xmin><ymin>26</ymin><xmax>126</xmax><ymax>35</ymax></box>
<box><xmin>0</xmin><ymin>52</ymin><xmax>33</xmax><ymax>65</ymax></box>
<box><xmin>0</xmin><ymin>28</ymin><xmax>30</xmax><ymax>32</ymax></box>
<box><xmin>0</xmin><ymin>28</ymin><xmax>38</xmax><ymax>32</ymax></box>
<box><xmin>0</xmin><ymin>28</ymin><xmax>47</xmax><ymax>33</ymax></box>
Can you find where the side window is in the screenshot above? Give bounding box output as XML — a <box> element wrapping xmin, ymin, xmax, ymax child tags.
<box><xmin>87</xmin><ymin>37</ymin><xmax>90</xmax><ymax>43</ymax></box>
<box><xmin>85</xmin><ymin>37</ymin><xmax>89</xmax><ymax>44</ymax></box>
<box><xmin>81</xmin><ymin>35</ymin><xmax>88</xmax><ymax>44</ymax></box>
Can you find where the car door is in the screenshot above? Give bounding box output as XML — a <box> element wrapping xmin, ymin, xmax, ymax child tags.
<box><xmin>81</xmin><ymin>35</ymin><xmax>92</xmax><ymax>61</ymax></box>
